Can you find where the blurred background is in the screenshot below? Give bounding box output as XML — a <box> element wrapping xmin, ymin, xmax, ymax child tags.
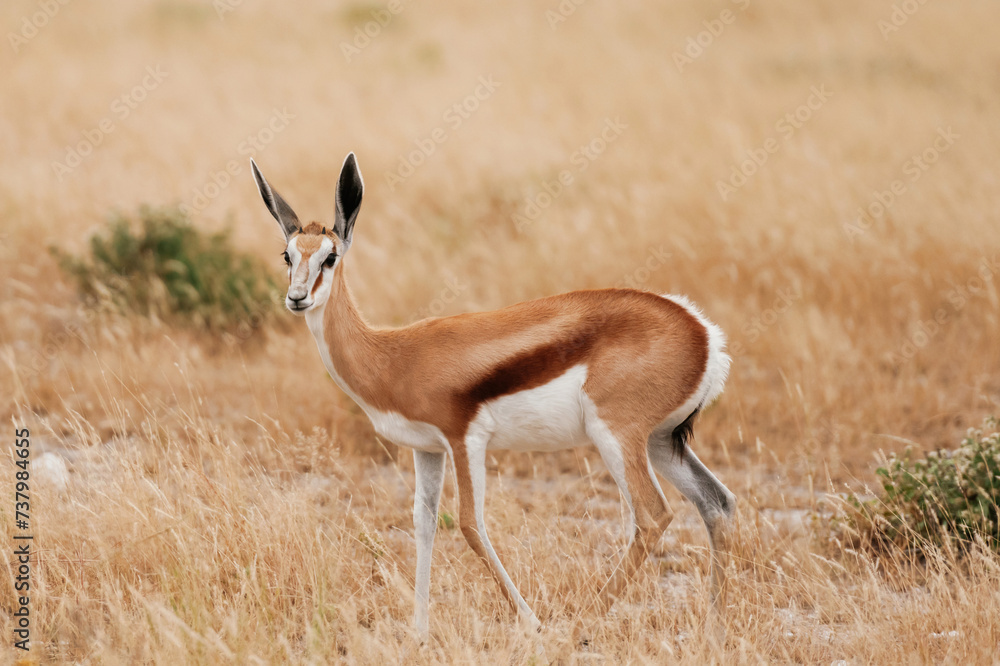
<box><xmin>1</xmin><ymin>0</ymin><xmax>999</xmax><ymax>662</ymax></box>
<box><xmin>2</xmin><ymin>0</ymin><xmax>997</xmax><ymax>468</ymax></box>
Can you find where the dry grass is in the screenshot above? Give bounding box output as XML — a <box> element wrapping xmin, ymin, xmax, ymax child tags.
<box><xmin>1</xmin><ymin>0</ymin><xmax>999</xmax><ymax>662</ymax></box>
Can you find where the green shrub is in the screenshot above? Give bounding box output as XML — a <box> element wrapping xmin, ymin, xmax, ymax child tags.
<box><xmin>54</xmin><ymin>206</ymin><xmax>283</xmax><ymax>332</ymax></box>
<box><xmin>836</xmin><ymin>418</ymin><xmax>1000</xmax><ymax>553</ymax></box>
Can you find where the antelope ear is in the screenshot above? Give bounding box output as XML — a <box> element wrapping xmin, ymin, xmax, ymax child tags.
<box><xmin>333</xmin><ymin>152</ymin><xmax>363</xmax><ymax>246</ymax></box>
<box><xmin>251</xmin><ymin>159</ymin><xmax>301</xmax><ymax>240</ymax></box>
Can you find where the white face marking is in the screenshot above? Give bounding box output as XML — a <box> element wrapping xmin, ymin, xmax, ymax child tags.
<box><xmin>284</xmin><ymin>236</ymin><xmax>338</xmax><ymax>315</ymax></box>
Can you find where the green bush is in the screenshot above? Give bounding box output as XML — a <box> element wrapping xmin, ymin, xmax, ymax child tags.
<box><xmin>837</xmin><ymin>418</ymin><xmax>1000</xmax><ymax>553</ymax></box>
<box><xmin>54</xmin><ymin>206</ymin><xmax>283</xmax><ymax>332</ymax></box>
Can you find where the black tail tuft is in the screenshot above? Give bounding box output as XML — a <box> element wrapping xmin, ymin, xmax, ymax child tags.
<box><xmin>671</xmin><ymin>408</ymin><xmax>699</xmax><ymax>457</ymax></box>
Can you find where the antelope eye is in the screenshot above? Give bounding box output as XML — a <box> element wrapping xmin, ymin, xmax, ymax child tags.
<box><xmin>323</xmin><ymin>253</ymin><xmax>337</xmax><ymax>268</ymax></box>
<box><xmin>282</xmin><ymin>252</ymin><xmax>291</xmax><ymax>266</ymax></box>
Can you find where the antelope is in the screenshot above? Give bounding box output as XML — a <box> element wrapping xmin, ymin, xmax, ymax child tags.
<box><xmin>250</xmin><ymin>153</ymin><xmax>736</xmax><ymax>636</ymax></box>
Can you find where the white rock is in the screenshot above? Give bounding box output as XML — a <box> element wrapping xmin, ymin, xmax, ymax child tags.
<box><xmin>929</xmin><ymin>630</ymin><xmax>960</xmax><ymax>639</ymax></box>
<box><xmin>33</xmin><ymin>452</ymin><xmax>70</xmax><ymax>492</ymax></box>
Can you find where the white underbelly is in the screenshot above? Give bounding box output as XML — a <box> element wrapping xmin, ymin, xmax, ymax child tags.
<box><xmin>336</xmin><ymin>354</ymin><xmax>590</xmax><ymax>453</ymax></box>
<box><xmin>480</xmin><ymin>364</ymin><xmax>590</xmax><ymax>451</ymax></box>
<box><xmin>365</xmin><ymin>407</ymin><xmax>449</xmax><ymax>452</ymax></box>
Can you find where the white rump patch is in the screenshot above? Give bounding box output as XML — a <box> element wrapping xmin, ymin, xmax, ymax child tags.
<box><xmin>657</xmin><ymin>294</ymin><xmax>731</xmax><ymax>430</ymax></box>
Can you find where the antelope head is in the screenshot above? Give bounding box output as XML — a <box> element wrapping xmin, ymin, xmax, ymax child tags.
<box><xmin>250</xmin><ymin>153</ymin><xmax>364</xmax><ymax>315</ymax></box>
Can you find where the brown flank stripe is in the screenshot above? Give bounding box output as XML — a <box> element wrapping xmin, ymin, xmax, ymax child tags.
<box><xmin>464</xmin><ymin>327</ymin><xmax>596</xmax><ymax>405</ymax></box>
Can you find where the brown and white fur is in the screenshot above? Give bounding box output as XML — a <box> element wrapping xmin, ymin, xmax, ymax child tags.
<box><xmin>251</xmin><ymin>153</ymin><xmax>736</xmax><ymax>636</ymax></box>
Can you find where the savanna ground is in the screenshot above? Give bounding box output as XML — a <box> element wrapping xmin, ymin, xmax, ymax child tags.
<box><xmin>2</xmin><ymin>0</ymin><xmax>1000</xmax><ymax>663</ymax></box>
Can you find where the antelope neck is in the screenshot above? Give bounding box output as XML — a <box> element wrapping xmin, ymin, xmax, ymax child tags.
<box><xmin>305</xmin><ymin>261</ymin><xmax>388</xmax><ymax>405</ymax></box>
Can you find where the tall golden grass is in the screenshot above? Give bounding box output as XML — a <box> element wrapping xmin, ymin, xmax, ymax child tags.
<box><xmin>1</xmin><ymin>0</ymin><xmax>999</xmax><ymax>662</ymax></box>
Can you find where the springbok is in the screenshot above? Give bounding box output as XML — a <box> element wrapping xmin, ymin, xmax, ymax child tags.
<box><xmin>250</xmin><ymin>153</ymin><xmax>736</xmax><ymax>636</ymax></box>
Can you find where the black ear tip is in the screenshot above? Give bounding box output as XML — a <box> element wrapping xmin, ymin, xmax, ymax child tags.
<box><xmin>250</xmin><ymin>159</ymin><xmax>267</xmax><ymax>190</ymax></box>
<box><xmin>342</xmin><ymin>152</ymin><xmax>363</xmax><ymax>193</ymax></box>
<box><xmin>343</xmin><ymin>152</ymin><xmax>361</xmax><ymax>177</ymax></box>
